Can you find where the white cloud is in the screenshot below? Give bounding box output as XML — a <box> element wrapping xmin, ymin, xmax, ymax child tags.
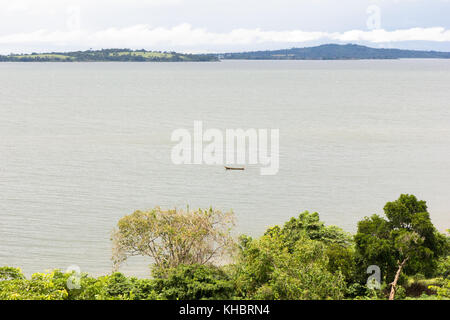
<box><xmin>5</xmin><ymin>3</ymin><xmax>29</xmax><ymax>14</ymax></box>
<box><xmin>2</xmin><ymin>0</ymin><xmax>183</xmax><ymax>17</ymax></box>
<box><xmin>1</xmin><ymin>24</ymin><xmax>450</xmax><ymax>53</ymax></box>
<box><xmin>3</xmin><ymin>0</ymin><xmax>182</xmax><ymax>7</ymax></box>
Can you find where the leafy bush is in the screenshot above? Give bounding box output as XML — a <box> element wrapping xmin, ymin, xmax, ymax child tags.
<box><xmin>0</xmin><ymin>268</ymin><xmax>161</xmax><ymax>301</ymax></box>
<box><xmin>152</xmin><ymin>264</ymin><xmax>235</xmax><ymax>300</ymax></box>
<box><xmin>0</xmin><ymin>270</ymin><xmax>68</xmax><ymax>300</ymax></box>
<box><xmin>429</xmin><ymin>278</ymin><xmax>450</xmax><ymax>300</ymax></box>
<box><xmin>0</xmin><ymin>267</ymin><xmax>25</xmax><ymax>280</ymax></box>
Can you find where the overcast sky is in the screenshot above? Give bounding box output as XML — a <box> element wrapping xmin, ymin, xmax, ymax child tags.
<box><xmin>1</xmin><ymin>0</ymin><xmax>450</xmax><ymax>54</ymax></box>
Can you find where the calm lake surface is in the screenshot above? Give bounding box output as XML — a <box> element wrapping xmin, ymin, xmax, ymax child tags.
<box><xmin>1</xmin><ymin>60</ymin><xmax>449</xmax><ymax>277</ymax></box>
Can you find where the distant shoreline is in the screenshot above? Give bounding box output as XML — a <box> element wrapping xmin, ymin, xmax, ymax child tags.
<box><xmin>2</xmin><ymin>44</ymin><xmax>450</xmax><ymax>62</ymax></box>
<box><xmin>0</xmin><ymin>49</ymin><xmax>219</xmax><ymax>62</ymax></box>
<box><xmin>2</xmin><ymin>58</ymin><xmax>450</xmax><ymax>63</ymax></box>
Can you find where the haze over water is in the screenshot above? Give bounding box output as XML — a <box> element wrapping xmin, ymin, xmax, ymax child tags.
<box><xmin>1</xmin><ymin>60</ymin><xmax>449</xmax><ymax>277</ymax></box>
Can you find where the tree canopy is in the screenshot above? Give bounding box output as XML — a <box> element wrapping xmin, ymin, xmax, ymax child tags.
<box><xmin>355</xmin><ymin>194</ymin><xmax>448</xmax><ymax>299</ymax></box>
<box><xmin>111</xmin><ymin>207</ymin><xmax>235</xmax><ymax>272</ymax></box>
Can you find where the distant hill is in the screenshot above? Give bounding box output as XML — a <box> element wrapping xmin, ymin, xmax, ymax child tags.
<box><xmin>0</xmin><ymin>49</ymin><xmax>219</xmax><ymax>62</ymax></box>
<box><xmin>221</xmin><ymin>44</ymin><xmax>450</xmax><ymax>60</ymax></box>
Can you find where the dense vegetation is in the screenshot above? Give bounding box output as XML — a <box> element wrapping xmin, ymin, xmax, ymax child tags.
<box><xmin>1</xmin><ymin>194</ymin><xmax>448</xmax><ymax>300</ymax></box>
<box><xmin>0</xmin><ymin>49</ymin><xmax>219</xmax><ymax>62</ymax></box>
<box><xmin>222</xmin><ymin>44</ymin><xmax>450</xmax><ymax>60</ymax></box>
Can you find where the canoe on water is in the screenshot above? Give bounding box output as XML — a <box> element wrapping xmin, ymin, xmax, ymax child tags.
<box><xmin>224</xmin><ymin>166</ymin><xmax>245</xmax><ymax>170</ymax></box>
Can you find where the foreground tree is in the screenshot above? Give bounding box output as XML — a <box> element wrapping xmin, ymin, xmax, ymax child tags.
<box><xmin>276</xmin><ymin>211</ymin><xmax>353</xmax><ymax>249</ymax></box>
<box><xmin>266</xmin><ymin>211</ymin><xmax>357</xmax><ymax>286</ymax></box>
<box><xmin>234</xmin><ymin>230</ymin><xmax>346</xmax><ymax>299</ymax></box>
<box><xmin>112</xmin><ymin>207</ymin><xmax>235</xmax><ymax>272</ymax></box>
<box><xmin>355</xmin><ymin>194</ymin><xmax>447</xmax><ymax>300</ymax></box>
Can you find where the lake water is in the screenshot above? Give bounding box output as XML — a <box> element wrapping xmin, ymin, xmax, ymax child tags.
<box><xmin>0</xmin><ymin>60</ymin><xmax>449</xmax><ymax>277</ymax></box>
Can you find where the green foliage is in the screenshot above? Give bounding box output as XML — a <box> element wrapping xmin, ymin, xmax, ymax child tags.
<box><xmin>325</xmin><ymin>244</ymin><xmax>356</xmax><ymax>284</ymax></box>
<box><xmin>265</xmin><ymin>211</ymin><xmax>356</xmax><ymax>286</ymax></box>
<box><xmin>0</xmin><ymin>267</ymin><xmax>25</xmax><ymax>280</ymax></box>
<box><xmin>436</xmin><ymin>255</ymin><xmax>450</xmax><ymax>278</ymax></box>
<box><xmin>152</xmin><ymin>264</ymin><xmax>235</xmax><ymax>300</ymax></box>
<box><xmin>355</xmin><ymin>195</ymin><xmax>448</xmax><ymax>285</ymax></box>
<box><xmin>429</xmin><ymin>278</ymin><xmax>450</xmax><ymax>300</ymax></box>
<box><xmin>271</xmin><ymin>211</ymin><xmax>353</xmax><ymax>249</ymax></box>
<box><xmin>234</xmin><ymin>231</ymin><xmax>346</xmax><ymax>300</ymax></box>
<box><xmin>104</xmin><ymin>273</ymin><xmax>135</xmax><ymax>299</ymax></box>
<box><xmin>0</xmin><ymin>266</ymin><xmax>231</xmax><ymax>300</ymax></box>
<box><xmin>404</xmin><ymin>275</ymin><xmax>445</xmax><ymax>297</ymax></box>
<box><xmin>0</xmin><ymin>270</ymin><xmax>160</xmax><ymax>300</ymax></box>
<box><xmin>0</xmin><ymin>270</ymin><xmax>68</xmax><ymax>300</ymax></box>
<box><xmin>393</xmin><ymin>285</ymin><xmax>407</xmax><ymax>300</ymax></box>
<box><xmin>435</xmin><ymin>231</ymin><xmax>450</xmax><ymax>278</ymax></box>
<box><xmin>346</xmin><ymin>283</ymin><xmax>370</xmax><ymax>299</ymax></box>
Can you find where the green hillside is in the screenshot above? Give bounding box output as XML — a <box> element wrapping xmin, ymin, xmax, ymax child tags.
<box><xmin>0</xmin><ymin>49</ymin><xmax>219</xmax><ymax>62</ymax></box>
<box><xmin>222</xmin><ymin>44</ymin><xmax>450</xmax><ymax>60</ymax></box>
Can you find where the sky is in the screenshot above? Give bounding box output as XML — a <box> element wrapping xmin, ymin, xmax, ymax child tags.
<box><xmin>1</xmin><ymin>0</ymin><xmax>450</xmax><ymax>54</ymax></box>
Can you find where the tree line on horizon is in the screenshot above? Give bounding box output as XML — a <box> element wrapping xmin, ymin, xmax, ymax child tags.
<box><xmin>3</xmin><ymin>44</ymin><xmax>450</xmax><ymax>62</ymax></box>
<box><xmin>0</xmin><ymin>49</ymin><xmax>219</xmax><ymax>62</ymax></box>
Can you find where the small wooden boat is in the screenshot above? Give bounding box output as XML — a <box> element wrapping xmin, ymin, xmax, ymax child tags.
<box><xmin>224</xmin><ymin>166</ymin><xmax>245</xmax><ymax>171</ymax></box>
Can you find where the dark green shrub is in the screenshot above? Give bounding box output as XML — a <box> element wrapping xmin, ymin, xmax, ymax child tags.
<box><xmin>152</xmin><ymin>264</ymin><xmax>235</xmax><ymax>300</ymax></box>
